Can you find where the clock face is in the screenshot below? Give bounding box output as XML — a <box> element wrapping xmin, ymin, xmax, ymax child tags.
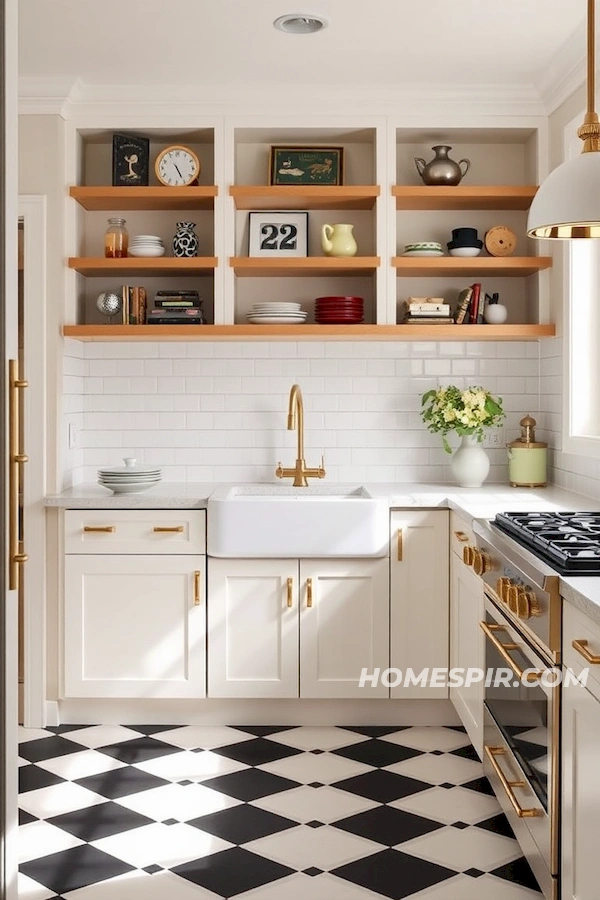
<box><xmin>155</xmin><ymin>146</ymin><xmax>200</xmax><ymax>187</ymax></box>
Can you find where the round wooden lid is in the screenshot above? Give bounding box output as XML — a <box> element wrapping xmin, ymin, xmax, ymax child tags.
<box><xmin>485</xmin><ymin>225</ymin><xmax>517</xmax><ymax>257</ymax></box>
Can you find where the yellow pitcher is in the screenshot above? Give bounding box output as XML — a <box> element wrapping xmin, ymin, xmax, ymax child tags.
<box><xmin>321</xmin><ymin>223</ymin><xmax>358</xmax><ymax>257</ymax></box>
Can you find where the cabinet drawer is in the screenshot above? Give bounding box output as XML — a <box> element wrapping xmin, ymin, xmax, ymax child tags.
<box><xmin>564</xmin><ymin>602</ymin><xmax>600</xmax><ymax>703</ymax></box>
<box><xmin>450</xmin><ymin>511</ymin><xmax>476</xmax><ymax>559</ymax></box>
<box><xmin>65</xmin><ymin>509</ymin><xmax>206</xmax><ymax>554</ymax></box>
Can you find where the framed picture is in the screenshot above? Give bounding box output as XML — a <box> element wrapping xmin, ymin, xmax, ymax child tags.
<box><xmin>270</xmin><ymin>146</ymin><xmax>343</xmax><ymax>186</ymax></box>
<box><xmin>112</xmin><ymin>133</ymin><xmax>150</xmax><ymax>186</ymax></box>
<box><xmin>249</xmin><ymin>211</ymin><xmax>309</xmax><ymax>257</ymax></box>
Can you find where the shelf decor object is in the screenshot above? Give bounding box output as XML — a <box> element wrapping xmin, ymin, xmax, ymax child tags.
<box><xmin>155</xmin><ymin>145</ymin><xmax>201</xmax><ymax>187</ymax></box>
<box><xmin>248</xmin><ymin>211</ymin><xmax>308</xmax><ymax>257</ymax></box>
<box><xmin>112</xmin><ymin>133</ymin><xmax>149</xmax><ymax>187</ymax></box>
<box><xmin>527</xmin><ymin>0</ymin><xmax>600</xmax><ymax>238</ymax></box>
<box><xmin>270</xmin><ymin>147</ymin><xmax>343</xmax><ymax>185</ymax></box>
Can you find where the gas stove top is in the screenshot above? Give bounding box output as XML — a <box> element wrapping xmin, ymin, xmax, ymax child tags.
<box><xmin>493</xmin><ymin>511</ymin><xmax>600</xmax><ymax>575</ymax></box>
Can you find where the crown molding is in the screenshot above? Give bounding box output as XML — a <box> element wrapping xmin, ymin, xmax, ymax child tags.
<box><xmin>537</xmin><ymin>19</ymin><xmax>587</xmax><ymax>114</ymax></box>
<box><xmin>19</xmin><ymin>79</ymin><xmax>547</xmax><ymax>119</ymax></box>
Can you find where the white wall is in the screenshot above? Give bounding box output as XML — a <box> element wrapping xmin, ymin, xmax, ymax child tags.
<box><xmin>64</xmin><ymin>338</ymin><xmax>540</xmax><ymax>487</ymax></box>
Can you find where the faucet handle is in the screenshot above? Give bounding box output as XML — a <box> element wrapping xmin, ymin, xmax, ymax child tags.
<box><xmin>275</xmin><ymin>462</ymin><xmax>284</xmax><ymax>479</ymax></box>
<box><xmin>319</xmin><ymin>454</ymin><xmax>326</xmax><ymax>478</ymax></box>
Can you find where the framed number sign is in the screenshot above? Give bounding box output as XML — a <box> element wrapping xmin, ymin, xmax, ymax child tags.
<box><xmin>248</xmin><ymin>211</ymin><xmax>309</xmax><ymax>258</ymax></box>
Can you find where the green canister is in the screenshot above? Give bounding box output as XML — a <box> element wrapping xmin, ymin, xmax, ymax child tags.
<box><xmin>507</xmin><ymin>415</ymin><xmax>547</xmax><ymax>487</ymax></box>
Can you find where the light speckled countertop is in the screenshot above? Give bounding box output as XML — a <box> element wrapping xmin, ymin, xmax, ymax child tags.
<box><xmin>45</xmin><ymin>481</ymin><xmax>600</xmax><ymax>625</ymax></box>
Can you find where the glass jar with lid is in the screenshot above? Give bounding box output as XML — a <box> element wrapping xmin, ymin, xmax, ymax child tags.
<box><xmin>104</xmin><ymin>217</ymin><xmax>129</xmax><ymax>258</ymax></box>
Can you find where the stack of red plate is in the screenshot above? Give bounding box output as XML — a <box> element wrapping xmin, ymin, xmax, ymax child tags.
<box><xmin>315</xmin><ymin>296</ymin><xmax>364</xmax><ymax>324</ymax></box>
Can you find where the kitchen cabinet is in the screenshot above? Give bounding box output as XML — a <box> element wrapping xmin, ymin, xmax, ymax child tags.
<box><xmin>63</xmin><ymin>510</ymin><xmax>206</xmax><ymax>699</ymax></box>
<box><xmin>389</xmin><ymin>509</ymin><xmax>449</xmax><ymax>698</ymax></box>
<box><xmin>207</xmin><ymin>556</ymin><xmax>389</xmax><ymax>699</ymax></box>
<box><xmin>561</xmin><ymin>602</ymin><xmax>600</xmax><ymax>900</ymax></box>
<box><xmin>448</xmin><ymin>512</ymin><xmax>484</xmax><ymax>757</ymax></box>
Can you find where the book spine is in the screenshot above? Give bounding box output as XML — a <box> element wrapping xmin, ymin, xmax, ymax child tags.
<box><xmin>129</xmin><ymin>286</ymin><xmax>139</xmax><ymax>325</ymax></box>
<box><xmin>146</xmin><ymin>317</ymin><xmax>205</xmax><ymax>325</ymax></box>
<box><xmin>121</xmin><ymin>285</ymin><xmax>129</xmax><ymax>325</ymax></box>
<box><xmin>454</xmin><ymin>287</ymin><xmax>473</xmax><ymax>325</ymax></box>
<box><xmin>469</xmin><ymin>283</ymin><xmax>481</xmax><ymax>324</ymax></box>
<box><xmin>154</xmin><ymin>299</ymin><xmax>199</xmax><ymax>308</ymax></box>
<box><xmin>476</xmin><ymin>285</ymin><xmax>486</xmax><ymax>324</ymax></box>
<box><xmin>138</xmin><ymin>286</ymin><xmax>147</xmax><ymax>325</ymax></box>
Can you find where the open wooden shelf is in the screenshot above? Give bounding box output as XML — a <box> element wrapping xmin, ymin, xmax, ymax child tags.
<box><xmin>392</xmin><ymin>256</ymin><xmax>551</xmax><ymax>277</ymax></box>
<box><xmin>63</xmin><ymin>324</ymin><xmax>556</xmax><ymax>342</ymax></box>
<box><xmin>69</xmin><ymin>186</ymin><xmax>218</xmax><ymax>211</ymax></box>
<box><xmin>230</xmin><ymin>257</ymin><xmax>380</xmax><ymax>277</ymax></box>
<box><xmin>230</xmin><ymin>185</ymin><xmax>380</xmax><ymax>210</ymax></box>
<box><xmin>68</xmin><ymin>257</ymin><xmax>218</xmax><ymax>277</ymax></box>
<box><xmin>392</xmin><ymin>185</ymin><xmax>538</xmax><ymax>210</ymax></box>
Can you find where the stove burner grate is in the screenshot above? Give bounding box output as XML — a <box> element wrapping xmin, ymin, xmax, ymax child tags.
<box><xmin>494</xmin><ymin>512</ymin><xmax>600</xmax><ymax>573</ymax></box>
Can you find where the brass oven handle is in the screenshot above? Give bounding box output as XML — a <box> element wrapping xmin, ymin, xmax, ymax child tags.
<box><xmin>572</xmin><ymin>639</ymin><xmax>600</xmax><ymax>664</ymax></box>
<box><xmin>83</xmin><ymin>525</ymin><xmax>116</xmax><ymax>533</ymax></box>
<box><xmin>397</xmin><ymin>528</ymin><xmax>403</xmax><ymax>561</ymax></box>
<box><xmin>194</xmin><ymin>570</ymin><xmax>201</xmax><ymax>606</ymax></box>
<box><xmin>484</xmin><ymin>746</ymin><xmax>542</xmax><ymax>818</ymax></box>
<box><xmin>479</xmin><ymin>621</ymin><xmax>542</xmax><ymax>682</ymax></box>
<box><xmin>306</xmin><ymin>577</ymin><xmax>313</xmax><ymax>608</ymax></box>
<box><xmin>287</xmin><ymin>577</ymin><xmax>293</xmax><ymax>608</ymax></box>
<box><xmin>153</xmin><ymin>525</ymin><xmax>184</xmax><ymax>533</ymax></box>
<box><xmin>454</xmin><ymin>530</ymin><xmax>470</xmax><ymax>542</ymax></box>
<box><xmin>9</xmin><ymin>359</ymin><xmax>28</xmax><ymax>591</ymax></box>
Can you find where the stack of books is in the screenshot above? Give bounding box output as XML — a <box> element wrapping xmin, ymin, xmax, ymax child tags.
<box><xmin>146</xmin><ymin>290</ymin><xmax>206</xmax><ymax>325</ymax></box>
<box><xmin>402</xmin><ymin>297</ymin><xmax>453</xmax><ymax>325</ymax></box>
<box><xmin>454</xmin><ymin>283</ymin><xmax>484</xmax><ymax>324</ymax></box>
<box><xmin>121</xmin><ymin>286</ymin><xmax>147</xmax><ymax>325</ymax></box>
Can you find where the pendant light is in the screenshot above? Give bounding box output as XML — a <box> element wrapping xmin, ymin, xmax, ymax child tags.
<box><xmin>527</xmin><ymin>0</ymin><xmax>600</xmax><ymax>238</ymax></box>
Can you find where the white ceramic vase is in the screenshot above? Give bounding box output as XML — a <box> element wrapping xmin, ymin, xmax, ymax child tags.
<box><xmin>450</xmin><ymin>433</ymin><xmax>490</xmax><ymax>488</ymax></box>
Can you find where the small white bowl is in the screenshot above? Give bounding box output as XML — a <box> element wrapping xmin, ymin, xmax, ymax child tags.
<box><xmin>448</xmin><ymin>247</ymin><xmax>482</xmax><ymax>258</ymax></box>
<box><xmin>128</xmin><ymin>247</ymin><xmax>166</xmax><ymax>258</ymax></box>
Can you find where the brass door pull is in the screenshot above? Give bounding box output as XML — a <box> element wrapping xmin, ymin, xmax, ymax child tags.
<box><xmin>485</xmin><ymin>746</ymin><xmax>542</xmax><ymax>818</ymax></box>
<box><xmin>287</xmin><ymin>577</ymin><xmax>293</xmax><ymax>608</ymax></box>
<box><xmin>454</xmin><ymin>530</ymin><xmax>469</xmax><ymax>542</ymax></box>
<box><xmin>480</xmin><ymin>620</ymin><xmax>542</xmax><ymax>682</ymax></box>
<box><xmin>397</xmin><ymin>528</ymin><xmax>403</xmax><ymax>562</ymax></box>
<box><xmin>9</xmin><ymin>359</ymin><xmax>28</xmax><ymax>590</ymax></box>
<box><xmin>83</xmin><ymin>525</ymin><xmax>116</xmax><ymax>533</ymax></box>
<box><xmin>572</xmin><ymin>638</ymin><xmax>600</xmax><ymax>664</ymax></box>
<box><xmin>306</xmin><ymin>578</ymin><xmax>313</xmax><ymax>608</ymax></box>
<box><xmin>153</xmin><ymin>525</ymin><xmax>184</xmax><ymax>533</ymax></box>
<box><xmin>194</xmin><ymin>570</ymin><xmax>201</xmax><ymax>606</ymax></box>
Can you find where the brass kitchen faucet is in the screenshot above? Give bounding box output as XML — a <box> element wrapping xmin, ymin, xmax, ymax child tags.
<box><xmin>275</xmin><ymin>384</ymin><xmax>326</xmax><ymax>487</ymax></box>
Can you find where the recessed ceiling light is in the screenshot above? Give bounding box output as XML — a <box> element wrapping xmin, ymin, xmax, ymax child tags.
<box><xmin>273</xmin><ymin>14</ymin><xmax>328</xmax><ymax>34</ymax></box>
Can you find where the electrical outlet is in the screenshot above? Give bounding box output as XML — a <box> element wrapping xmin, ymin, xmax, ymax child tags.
<box><xmin>484</xmin><ymin>428</ymin><xmax>505</xmax><ymax>448</ymax></box>
<box><xmin>68</xmin><ymin>422</ymin><xmax>79</xmax><ymax>450</ymax></box>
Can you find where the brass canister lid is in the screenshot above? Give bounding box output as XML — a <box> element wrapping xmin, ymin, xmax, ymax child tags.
<box><xmin>507</xmin><ymin>414</ymin><xmax>547</xmax><ymax>449</ymax></box>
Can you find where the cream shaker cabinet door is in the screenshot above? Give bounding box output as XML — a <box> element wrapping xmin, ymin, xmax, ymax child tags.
<box><xmin>561</xmin><ymin>677</ymin><xmax>600</xmax><ymax>900</ymax></box>
<box><xmin>450</xmin><ymin>550</ymin><xmax>484</xmax><ymax>758</ymax></box>
<box><xmin>299</xmin><ymin>558</ymin><xmax>389</xmax><ymax>699</ymax></box>
<box><xmin>64</xmin><ymin>554</ymin><xmax>206</xmax><ymax>699</ymax></box>
<box><xmin>207</xmin><ymin>558</ymin><xmax>299</xmax><ymax>698</ymax></box>
<box><xmin>390</xmin><ymin>510</ymin><xmax>449</xmax><ymax>698</ymax></box>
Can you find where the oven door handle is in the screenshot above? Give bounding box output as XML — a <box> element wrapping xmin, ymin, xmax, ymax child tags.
<box><xmin>484</xmin><ymin>746</ymin><xmax>543</xmax><ymax>818</ymax></box>
<box><xmin>479</xmin><ymin>621</ymin><xmax>543</xmax><ymax>682</ymax></box>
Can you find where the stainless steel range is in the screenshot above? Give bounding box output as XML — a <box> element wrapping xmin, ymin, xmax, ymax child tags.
<box><xmin>472</xmin><ymin>514</ymin><xmax>563</xmax><ymax>900</ymax></box>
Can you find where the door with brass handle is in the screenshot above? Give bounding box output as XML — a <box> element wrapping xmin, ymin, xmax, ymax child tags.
<box><xmin>194</xmin><ymin>570</ymin><xmax>201</xmax><ymax>606</ymax></box>
<box><xmin>286</xmin><ymin>577</ymin><xmax>293</xmax><ymax>608</ymax></box>
<box><xmin>397</xmin><ymin>528</ymin><xmax>403</xmax><ymax>561</ymax></box>
<box><xmin>9</xmin><ymin>359</ymin><xmax>28</xmax><ymax>590</ymax></box>
<box><xmin>306</xmin><ymin>577</ymin><xmax>313</xmax><ymax>608</ymax></box>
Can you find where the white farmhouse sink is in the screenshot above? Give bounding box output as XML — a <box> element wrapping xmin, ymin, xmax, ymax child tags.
<box><xmin>207</xmin><ymin>485</ymin><xmax>389</xmax><ymax>558</ymax></box>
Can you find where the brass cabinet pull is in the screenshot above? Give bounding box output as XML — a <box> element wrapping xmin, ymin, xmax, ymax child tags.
<box><xmin>194</xmin><ymin>570</ymin><xmax>201</xmax><ymax>606</ymax></box>
<box><xmin>397</xmin><ymin>528</ymin><xmax>403</xmax><ymax>562</ymax></box>
<box><xmin>287</xmin><ymin>577</ymin><xmax>293</xmax><ymax>608</ymax></box>
<box><xmin>306</xmin><ymin>577</ymin><xmax>313</xmax><ymax>608</ymax></box>
<box><xmin>454</xmin><ymin>530</ymin><xmax>469</xmax><ymax>542</ymax></box>
<box><xmin>83</xmin><ymin>525</ymin><xmax>116</xmax><ymax>533</ymax></box>
<box><xmin>572</xmin><ymin>638</ymin><xmax>600</xmax><ymax>664</ymax></box>
<box><xmin>484</xmin><ymin>746</ymin><xmax>542</xmax><ymax>818</ymax></box>
<box><xmin>463</xmin><ymin>545</ymin><xmax>474</xmax><ymax>567</ymax></box>
<box><xmin>479</xmin><ymin>621</ymin><xmax>542</xmax><ymax>682</ymax></box>
<box><xmin>9</xmin><ymin>359</ymin><xmax>28</xmax><ymax>590</ymax></box>
<box><xmin>153</xmin><ymin>525</ymin><xmax>184</xmax><ymax>533</ymax></box>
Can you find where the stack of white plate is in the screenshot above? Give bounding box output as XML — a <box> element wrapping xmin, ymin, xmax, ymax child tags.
<box><xmin>402</xmin><ymin>241</ymin><xmax>444</xmax><ymax>258</ymax></box>
<box><xmin>129</xmin><ymin>235</ymin><xmax>165</xmax><ymax>258</ymax></box>
<box><xmin>246</xmin><ymin>302</ymin><xmax>307</xmax><ymax>325</ymax></box>
<box><xmin>98</xmin><ymin>458</ymin><xmax>162</xmax><ymax>493</ymax></box>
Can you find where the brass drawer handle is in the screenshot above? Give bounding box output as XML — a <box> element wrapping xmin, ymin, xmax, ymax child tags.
<box><xmin>484</xmin><ymin>746</ymin><xmax>542</xmax><ymax>818</ymax></box>
<box><xmin>83</xmin><ymin>525</ymin><xmax>115</xmax><ymax>533</ymax></box>
<box><xmin>194</xmin><ymin>570</ymin><xmax>201</xmax><ymax>606</ymax></box>
<box><xmin>153</xmin><ymin>525</ymin><xmax>184</xmax><ymax>533</ymax></box>
<box><xmin>397</xmin><ymin>528</ymin><xmax>403</xmax><ymax>562</ymax></box>
<box><xmin>454</xmin><ymin>530</ymin><xmax>469</xmax><ymax>542</ymax></box>
<box><xmin>572</xmin><ymin>638</ymin><xmax>600</xmax><ymax>664</ymax></box>
<box><xmin>287</xmin><ymin>577</ymin><xmax>293</xmax><ymax>608</ymax></box>
<box><xmin>307</xmin><ymin>577</ymin><xmax>313</xmax><ymax>608</ymax></box>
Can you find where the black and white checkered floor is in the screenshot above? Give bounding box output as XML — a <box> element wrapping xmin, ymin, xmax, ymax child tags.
<box><xmin>18</xmin><ymin>724</ymin><xmax>543</xmax><ymax>900</ymax></box>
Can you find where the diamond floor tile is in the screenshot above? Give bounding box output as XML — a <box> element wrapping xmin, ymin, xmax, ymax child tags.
<box><xmin>18</xmin><ymin>724</ymin><xmax>542</xmax><ymax>899</ymax></box>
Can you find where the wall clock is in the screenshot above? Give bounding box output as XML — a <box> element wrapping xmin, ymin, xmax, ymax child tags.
<box><xmin>154</xmin><ymin>145</ymin><xmax>201</xmax><ymax>187</ymax></box>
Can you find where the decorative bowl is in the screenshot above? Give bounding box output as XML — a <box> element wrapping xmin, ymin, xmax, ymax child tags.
<box><xmin>448</xmin><ymin>246</ymin><xmax>482</xmax><ymax>257</ymax></box>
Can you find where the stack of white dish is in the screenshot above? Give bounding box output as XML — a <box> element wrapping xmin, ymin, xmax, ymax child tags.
<box><xmin>246</xmin><ymin>302</ymin><xmax>307</xmax><ymax>325</ymax></box>
<box><xmin>98</xmin><ymin>458</ymin><xmax>162</xmax><ymax>493</ymax></box>
<box><xmin>402</xmin><ymin>241</ymin><xmax>444</xmax><ymax>258</ymax></box>
<box><xmin>129</xmin><ymin>235</ymin><xmax>165</xmax><ymax>258</ymax></box>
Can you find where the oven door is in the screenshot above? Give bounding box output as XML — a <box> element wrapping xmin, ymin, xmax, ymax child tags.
<box><xmin>481</xmin><ymin>591</ymin><xmax>559</xmax><ymax>900</ymax></box>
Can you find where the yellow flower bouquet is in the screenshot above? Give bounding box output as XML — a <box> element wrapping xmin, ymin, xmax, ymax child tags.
<box><xmin>421</xmin><ymin>385</ymin><xmax>505</xmax><ymax>453</ymax></box>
